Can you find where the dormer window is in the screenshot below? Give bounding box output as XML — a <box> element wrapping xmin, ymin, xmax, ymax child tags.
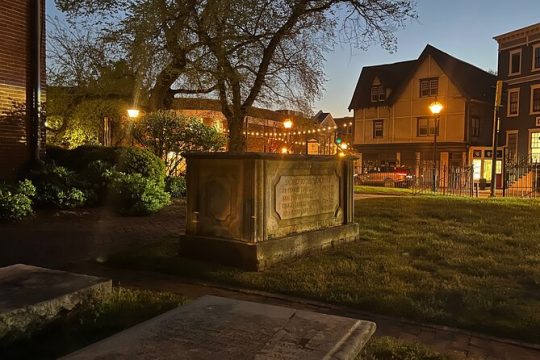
<box><xmin>371</xmin><ymin>85</ymin><xmax>385</xmax><ymax>102</ymax></box>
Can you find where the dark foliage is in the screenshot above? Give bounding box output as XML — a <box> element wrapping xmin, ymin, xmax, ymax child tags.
<box><xmin>165</xmin><ymin>176</ymin><xmax>186</xmax><ymax>198</ymax></box>
<box><xmin>0</xmin><ymin>180</ymin><xmax>35</xmax><ymax>221</ymax></box>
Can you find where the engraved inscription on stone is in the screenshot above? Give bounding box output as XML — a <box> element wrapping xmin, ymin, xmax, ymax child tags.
<box><xmin>275</xmin><ymin>175</ymin><xmax>339</xmax><ymax>220</ymax></box>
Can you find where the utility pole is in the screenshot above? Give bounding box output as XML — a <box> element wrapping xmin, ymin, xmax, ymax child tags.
<box><xmin>490</xmin><ymin>80</ymin><xmax>503</xmax><ymax>197</ymax></box>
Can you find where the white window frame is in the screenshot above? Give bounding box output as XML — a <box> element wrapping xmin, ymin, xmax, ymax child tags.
<box><xmin>532</xmin><ymin>43</ymin><xmax>540</xmax><ymax>72</ymax></box>
<box><xmin>370</xmin><ymin>86</ymin><xmax>385</xmax><ymax>102</ymax></box>
<box><xmin>373</xmin><ymin>119</ymin><xmax>384</xmax><ymax>138</ymax></box>
<box><xmin>529</xmin><ymin>129</ymin><xmax>540</xmax><ymax>163</ymax></box>
<box><xmin>506</xmin><ymin>130</ymin><xmax>519</xmax><ymax>161</ymax></box>
<box><xmin>530</xmin><ymin>84</ymin><xmax>540</xmax><ymax>115</ymax></box>
<box><xmin>507</xmin><ymin>88</ymin><xmax>520</xmax><ymax>117</ymax></box>
<box><xmin>419</xmin><ymin>78</ymin><xmax>438</xmax><ymax>98</ymax></box>
<box><xmin>509</xmin><ymin>48</ymin><xmax>522</xmax><ymax>76</ymax></box>
<box><xmin>417</xmin><ymin>117</ymin><xmax>438</xmax><ymax>137</ymax></box>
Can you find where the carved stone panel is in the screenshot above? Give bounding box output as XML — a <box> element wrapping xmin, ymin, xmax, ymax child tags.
<box><xmin>205</xmin><ymin>180</ymin><xmax>232</xmax><ymax>222</ymax></box>
<box><xmin>275</xmin><ymin>175</ymin><xmax>339</xmax><ymax>220</ymax></box>
<box><xmin>192</xmin><ymin>159</ymin><xmax>246</xmax><ymax>241</ymax></box>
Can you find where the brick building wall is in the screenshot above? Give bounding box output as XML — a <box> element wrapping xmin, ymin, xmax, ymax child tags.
<box><xmin>0</xmin><ymin>0</ymin><xmax>46</xmax><ymax>180</ymax></box>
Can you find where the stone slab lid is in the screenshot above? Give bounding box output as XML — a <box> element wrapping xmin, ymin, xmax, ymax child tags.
<box><xmin>62</xmin><ymin>295</ymin><xmax>376</xmax><ymax>360</ymax></box>
<box><xmin>0</xmin><ymin>264</ymin><xmax>110</xmax><ymax>313</ymax></box>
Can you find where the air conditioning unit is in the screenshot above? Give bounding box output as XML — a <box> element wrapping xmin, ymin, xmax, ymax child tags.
<box><xmin>536</xmin><ymin>117</ymin><xmax>540</xmax><ymax>127</ymax></box>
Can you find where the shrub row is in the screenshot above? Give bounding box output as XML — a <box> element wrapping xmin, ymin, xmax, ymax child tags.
<box><xmin>0</xmin><ymin>180</ymin><xmax>35</xmax><ymax>221</ymax></box>
<box><xmin>0</xmin><ymin>146</ymin><xmax>185</xmax><ymax>221</ymax></box>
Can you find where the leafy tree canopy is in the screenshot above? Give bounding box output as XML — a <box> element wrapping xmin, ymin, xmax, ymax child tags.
<box><xmin>55</xmin><ymin>0</ymin><xmax>417</xmax><ymax>150</ymax></box>
<box><xmin>133</xmin><ymin>110</ymin><xmax>226</xmax><ymax>174</ymax></box>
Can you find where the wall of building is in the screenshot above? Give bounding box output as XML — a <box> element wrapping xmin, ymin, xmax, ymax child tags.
<box><xmin>468</xmin><ymin>100</ymin><xmax>495</xmax><ymax>147</ymax></box>
<box><xmin>0</xmin><ymin>0</ymin><xmax>46</xmax><ymax>179</ymax></box>
<box><xmin>353</xmin><ymin>55</ymin><xmax>467</xmax><ymax>147</ymax></box>
<box><xmin>497</xmin><ymin>33</ymin><xmax>540</xmax><ymax>160</ymax></box>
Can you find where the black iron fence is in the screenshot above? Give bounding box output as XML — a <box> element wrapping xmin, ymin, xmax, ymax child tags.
<box><xmin>355</xmin><ymin>163</ymin><xmax>475</xmax><ymax>197</ymax></box>
<box><xmin>503</xmin><ymin>156</ymin><xmax>540</xmax><ymax>198</ymax></box>
<box><xmin>355</xmin><ymin>156</ymin><xmax>540</xmax><ymax>198</ymax></box>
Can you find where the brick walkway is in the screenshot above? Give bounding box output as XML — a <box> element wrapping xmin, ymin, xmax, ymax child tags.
<box><xmin>0</xmin><ymin>200</ymin><xmax>185</xmax><ymax>268</ymax></box>
<box><xmin>2</xmin><ymin>199</ymin><xmax>540</xmax><ymax>359</ymax></box>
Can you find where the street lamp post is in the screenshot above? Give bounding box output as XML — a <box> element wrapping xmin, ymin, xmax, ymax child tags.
<box><xmin>127</xmin><ymin>108</ymin><xmax>141</xmax><ymax>146</ymax></box>
<box><xmin>283</xmin><ymin>119</ymin><xmax>293</xmax><ymax>154</ymax></box>
<box><xmin>429</xmin><ymin>101</ymin><xmax>443</xmax><ymax>192</ymax></box>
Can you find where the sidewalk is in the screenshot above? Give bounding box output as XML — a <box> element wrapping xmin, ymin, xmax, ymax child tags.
<box><xmin>65</xmin><ymin>263</ymin><xmax>540</xmax><ymax>360</ymax></box>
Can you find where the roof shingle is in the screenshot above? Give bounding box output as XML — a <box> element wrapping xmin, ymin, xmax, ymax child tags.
<box><xmin>348</xmin><ymin>45</ymin><xmax>496</xmax><ymax>110</ymax></box>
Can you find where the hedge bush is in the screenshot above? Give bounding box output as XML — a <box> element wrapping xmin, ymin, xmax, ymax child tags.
<box><xmin>165</xmin><ymin>176</ymin><xmax>186</xmax><ymax>198</ymax></box>
<box><xmin>108</xmin><ymin>171</ymin><xmax>170</xmax><ymax>215</ymax></box>
<box><xmin>39</xmin><ymin>146</ymin><xmax>172</xmax><ymax>214</ymax></box>
<box><xmin>77</xmin><ymin>160</ymin><xmax>114</xmax><ymax>205</ymax></box>
<box><xmin>0</xmin><ymin>180</ymin><xmax>35</xmax><ymax>221</ymax></box>
<box><xmin>28</xmin><ymin>164</ymin><xmax>87</xmax><ymax>209</ymax></box>
<box><xmin>116</xmin><ymin>148</ymin><xmax>165</xmax><ymax>185</ymax></box>
<box><xmin>46</xmin><ymin>145</ymin><xmax>120</xmax><ymax>172</ymax></box>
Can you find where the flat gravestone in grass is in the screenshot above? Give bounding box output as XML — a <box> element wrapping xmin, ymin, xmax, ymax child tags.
<box><xmin>0</xmin><ymin>264</ymin><xmax>111</xmax><ymax>339</ymax></box>
<box><xmin>63</xmin><ymin>295</ymin><xmax>376</xmax><ymax>360</ymax></box>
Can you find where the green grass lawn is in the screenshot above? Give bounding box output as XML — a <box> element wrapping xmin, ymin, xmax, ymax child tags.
<box><xmin>354</xmin><ymin>185</ymin><xmax>413</xmax><ymax>195</ymax></box>
<box><xmin>0</xmin><ymin>288</ymin><xmax>184</xmax><ymax>360</ymax></box>
<box><xmin>0</xmin><ymin>288</ymin><xmax>454</xmax><ymax>360</ymax></box>
<box><xmin>107</xmin><ymin>197</ymin><xmax>540</xmax><ymax>343</ymax></box>
<box><xmin>360</xmin><ymin>337</ymin><xmax>471</xmax><ymax>360</ymax></box>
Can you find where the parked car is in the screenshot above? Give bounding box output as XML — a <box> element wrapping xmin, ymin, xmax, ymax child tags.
<box><xmin>355</xmin><ymin>167</ymin><xmax>414</xmax><ymax>187</ymax></box>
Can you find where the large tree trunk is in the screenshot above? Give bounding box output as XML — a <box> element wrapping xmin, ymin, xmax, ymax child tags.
<box><xmin>227</xmin><ymin>114</ymin><xmax>246</xmax><ymax>152</ymax></box>
<box><xmin>148</xmin><ymin>77</ymin><xmax>175</xmax><ymax>111</ymax></box>
<box><xmin>148</xmin><ymin>56</ymin><xmax>187</xmax><ymax>111</ymax></box>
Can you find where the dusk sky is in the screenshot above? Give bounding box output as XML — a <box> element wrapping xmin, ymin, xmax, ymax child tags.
<box><xmin>46</xmin><ymin>0</ymin><xmax>540</xmax><ymax>117</ymax></box>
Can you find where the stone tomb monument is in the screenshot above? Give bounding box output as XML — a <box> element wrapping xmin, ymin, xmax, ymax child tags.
<box><xmin>181</xmin><ymin>152</ymin><xmax>359</xmax><ymax>270</ymax></box>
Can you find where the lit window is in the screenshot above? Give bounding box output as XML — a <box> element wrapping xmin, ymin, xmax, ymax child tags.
<box><xmin>419</xmin><ymin>78</ymin><xmax>438</xmax><ymax>97</ymax></box>
<box><xmin>373</xmin><ymin>120</ymin><xmax>384</xmax><ymax>138</ymax></box>
<box><xmin>531</xmin><ymin>132</ymin><xmax>540</xmax><ymax>163</ymax></box>
<box><xmin>507</xmin><ymin>88</ymin><xmax>519</xmax><ymax>116</ymax></box>
<box><xmin>509</xmin><ymin>49</ymin><xmax>521</xmax><ymax>75</ymax></box>
<box><xmin>371</xmin><ymin>86</ymin><xmax>385</xmax><ymax>102</ymax></box>
<box><xmin>417</xmin><ymin>117</ymin><xmax>438</xmax><ymax>137</ymax></box>
<box><xmin>472</xmin><ymin>159</ymin><xmax>481</xmax><ymax>180</ymax></box>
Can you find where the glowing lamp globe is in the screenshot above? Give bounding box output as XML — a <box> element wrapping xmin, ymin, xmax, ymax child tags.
<box><xmin>429</xmin><ymin>101</ymin><xmax>443</xmax><ymax>115</ymax></box>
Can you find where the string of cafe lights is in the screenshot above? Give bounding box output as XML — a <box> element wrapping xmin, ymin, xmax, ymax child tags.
<box><xmin>240</xmin><ymin>121</ymin><xmax>353</xmax><ymax>140</ymax></box>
